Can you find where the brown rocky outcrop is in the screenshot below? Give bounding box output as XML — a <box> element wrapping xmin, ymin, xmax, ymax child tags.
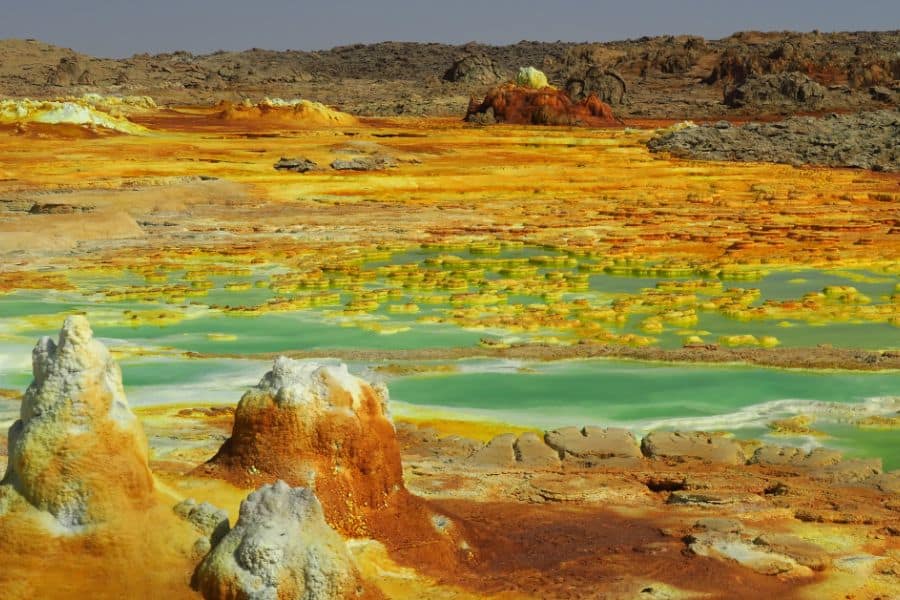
<box><xmin>648</xmin><ymin>110</ymin><xmax>900</xmax><ymax>171</ymax></box>
<box><xmin>545</xmin><ymin>426</ymin><xmax>642</xmax><ymax>465</ymax></box>
<box><xmin>513</xmin><ymin>431</ymin><xmax>561</xmax><ymax>468</ymax></box>
<box><xmin>565</xmin><ymin>67</ymin><xmax>627</xmax><ymax>105</ymax></box>
<box><xmin>705</xmin><ymin>32</ymin><xmax>900</xmax><ymax>89</ymax></box>
<box><xmin>466</xmin><ymin>433</ymin><xmax>517</xmax><ymax>469</ymax></box>
<box><xmin>751</xmin><ymin>445</ymin><xmax>842</xmax><ymax>468</ymax></box>
<box><xmin>1</xmin><ymin>32</ymin><xmax>896</xmax><ymax>117</ymax></box>
<box><xmin>723</xmin><ymin>72</ymin><xmax>826</xmax><ymax>110</ymax></box>
<box><xmin>47</xmin><ymin>56</ymin><xmax>95</xmax><ymax>86</ymax></box>
<box><xmin>444</xmin><ymin>54</ymin><xmax>505</xmax><ymax>85</ymax></box>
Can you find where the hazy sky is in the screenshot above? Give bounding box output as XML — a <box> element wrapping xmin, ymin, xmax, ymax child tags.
<box><xmin>3</xmin><ymin>0</ymin><xmax>898</xmax><ymax>57</ymax></box>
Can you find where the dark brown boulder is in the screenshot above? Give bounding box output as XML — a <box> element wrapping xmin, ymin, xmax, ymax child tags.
<box><xmin>566</xmin><ymin>67</ymin><xmax>627</xmax><ymax>105</ymax></box>
<box><xmin>47</xmin><ymin>56</ymin><xmax>94</xmax><ymax>86</ymax></box>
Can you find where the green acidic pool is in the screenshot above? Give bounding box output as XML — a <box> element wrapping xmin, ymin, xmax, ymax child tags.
<box><xmin>386</xmin><ymin>359</ymin><xmax>900</xmax><ymax>469</ymax></box>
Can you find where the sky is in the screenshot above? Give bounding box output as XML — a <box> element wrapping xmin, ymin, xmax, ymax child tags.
<box><xmin>2</xmin><ymin>0</ymin><xmax>898</xmax><ymax>58</ymax></box>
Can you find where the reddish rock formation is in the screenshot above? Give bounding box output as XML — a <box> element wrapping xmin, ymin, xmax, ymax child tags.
<box><xmin>204</xmin><ymin>358</ymin><xmax>402</xmax><ymax>530</ymax></box>
<box><xmin>200</xmin><ymin>357</ymin><xmax>469</xmax><ymax>568</ymax></box>
<box><xmin>466</xmin><ymin>83</ymin><xmax>618</xmax><ymax>126</ymax></box>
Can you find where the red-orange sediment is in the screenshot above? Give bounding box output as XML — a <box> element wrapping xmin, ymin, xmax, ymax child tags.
<box><xmin>428</xmin><ymin>500</ymin><xmax>822</xmax><ymax>600</ymax></box>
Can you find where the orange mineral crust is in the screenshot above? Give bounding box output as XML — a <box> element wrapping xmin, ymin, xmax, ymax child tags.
<box><xmin>0</xmin><ymin>503</ymin><xmax>201</xmax><ymax>600</ymax></box>
<box><xmin>201</xmin><ymin>362</ymin><xmax>406</xmax><ymax>530</ymax></box>
<box><xmin>0</xmin><ymin>109</ymin><xmax>895</xmax><ymax>276</ymax></box>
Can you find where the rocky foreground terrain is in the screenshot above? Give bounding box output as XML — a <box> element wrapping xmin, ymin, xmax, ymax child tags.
<box><xmin>1</xmin><ymin>30</ymin><xmax>897</xmax><ymax>117</ymax></box>
<box><xmin>0</xmin><ymin>318</ymin><xmax>898</xmax><ymax>599</ymax></box>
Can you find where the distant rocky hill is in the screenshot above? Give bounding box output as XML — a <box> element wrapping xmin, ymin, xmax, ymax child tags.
<box><xmin>0</xmin><ymin>31</ymin><xmax>897</xmax><ymax>118</ymax></box>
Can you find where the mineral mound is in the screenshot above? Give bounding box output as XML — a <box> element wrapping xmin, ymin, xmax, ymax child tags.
<box><xmin>0</xmin><ymin>98</ymin><xmax>148</xmax><ymax>134</ymax></box>
<box><xmin>515</xmin><ymin>66</ymin><xmax>550</xmax><ymax>89</ymax></box>
<box><xmin>202</xmin><ymin>357</ymin><xmax>467</xmax><ymax>568</ymax></box>
<box><xmin>466</xmin><ymin>82</ymin><xmax>617</xmax><ymax>126</ymax></box>
<box><xmin>204</xmin><ymin>358</ymin><xmax>403</xmax><ymax>526</ymax></box>
<box><xmin>0</xmin><ymin>315</ymin><xmax>155</xmax><ymax>529</ymax></box>
<box><xmin>213</xmin><ymin>98</ymin><xmax>357</xmax><ymax>127</ymax></box>
<box><xmin>194</xmin><ymin>481</ymin><xmax>376</xmax><ymax>600</ymax></box>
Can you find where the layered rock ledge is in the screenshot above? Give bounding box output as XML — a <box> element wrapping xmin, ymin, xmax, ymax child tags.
<box><xmin>404</xmin><ymin>422</ymin><xmax>896</xmax><ymax>493</ymax></box>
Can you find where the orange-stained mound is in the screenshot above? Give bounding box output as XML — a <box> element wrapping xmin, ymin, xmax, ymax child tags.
<box><xmin>198</xmin><ymin>360</ymin><xmax>470</xmax><ymax>571</ymax></box>
<box><xmin>203</xmin><ymin>374</ymin><xmax>405</xmax><ymax>533</ymax></box>
<box><xmin>467</xmin><ymin>83</ymin><xmax>619</xmax><ymax>126</ymax></box>
<box><xmin>213</xmin><ymin>99</ymin><xmax>358</xmax><ymax>127</ymax></box>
